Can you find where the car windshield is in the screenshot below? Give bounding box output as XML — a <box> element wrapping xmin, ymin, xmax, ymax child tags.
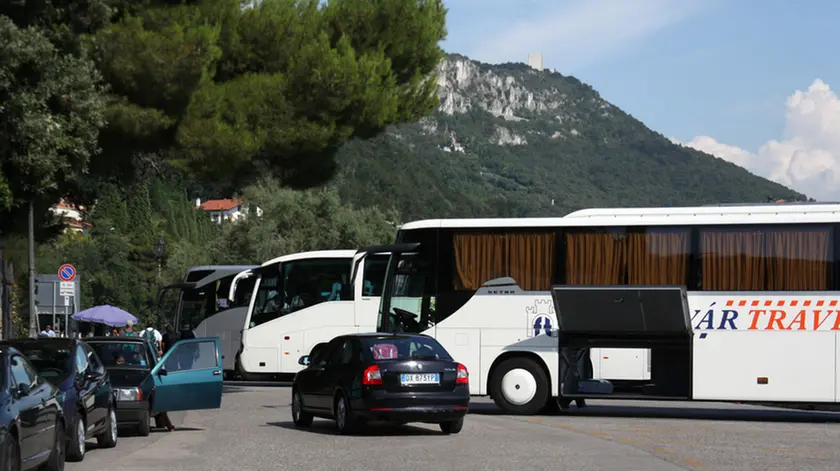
<box><xmin>13</xmin><ymin>343</ymin><xmax>74</xmax><ymax>382</ymax></box>
<box><xmin>88</xmin><ymin>342</ymin><xmax>149</xmax><ymax>369</ymax></box>
<box><xmin>360</xmin><ymin>336</ymin><xmax>452</xmax><ymax>361</ymax></box>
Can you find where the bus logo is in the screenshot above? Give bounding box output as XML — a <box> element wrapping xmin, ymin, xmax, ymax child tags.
<box><xmin>533</xmin><ymin>315</ymin><xmax>553</xmax><ymax>337</ymax></box>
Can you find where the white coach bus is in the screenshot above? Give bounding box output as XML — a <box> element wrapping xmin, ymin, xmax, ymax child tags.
<box><xmin>367</xmin><ymin>203</ymin><xmax>840</xmax><ymax>414</ymax></box>
<box><xmin>234</xmin><ymin>250</ymin><xmax>389</xmax><ymax>378</ymax></box>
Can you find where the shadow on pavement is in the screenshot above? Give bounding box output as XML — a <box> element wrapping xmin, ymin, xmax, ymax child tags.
<box><xmin>224</xmin><ymin>381</ymin><xmax>292</xmax><ymax>388</ymax></box>
<box><xmin>468</xmin><ymin>401</ymin><xmax>840</xmax><ymax>423</ymax></box>
<box><xmin>265</xmin><ymin>421</ymin><xmax>445</xmax><ymax>436</ymax></box>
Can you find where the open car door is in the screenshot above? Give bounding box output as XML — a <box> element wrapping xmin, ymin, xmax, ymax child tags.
<box><xmin>150</xmin><ymin>338</ymin><xmax>223</xmax><ymax>414</ymax></box>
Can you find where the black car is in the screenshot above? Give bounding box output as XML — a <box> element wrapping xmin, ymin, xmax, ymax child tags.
<box><xmin>84</xmin><ymin>336</ymin><xmax>159</xmax><ymax>435</ymax></box>
<box><xmin>0</xmin><ymin>345</ymin><xmax>65</xmax><ymax>471</ymax></box>
<box><xmin>291</xmin><ymin>333</ymin><xmax>470</xmax><ymax>435</ymax></box>
<box><xmin>1</xmin><ymin>338</ymin><xmax>118</xmax><ymax>462</ymax></box>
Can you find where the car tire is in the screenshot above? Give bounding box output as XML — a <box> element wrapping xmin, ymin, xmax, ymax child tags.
<box><xmin>96</xmin><ymin>406</ymin><xmax>118</xmax><ymax>448</ymax></box>
<box><xmin>65</xmin><ymin>412</ymin><xmax>86</xmax><ymax>462</ymax></box>
<box><xmin>42</xmin><ymin>419</ymin><xmax>65</xmax><ymax>471</ymax></box>
<box><xmin>291</xmin><ymin>388</ymin><xmax>313</xmax><ymax>427</ymax></box>
<box><xmin>439</xmin><ymin>417</ymin><xmax>464</xmax><ymax>435</ymax></box>
<box><xmin>4</xmin><ymin>431</ymin><xmax>20</xmax><ymax>471</ymax></box>
<box><xmin>490</xmin><ymin>356</ymin><xmax>550</xmax><ymax>415</ymax></box>
<box><xmin>137</xmin><ymin>407</ymin><xmax>151</xmax><ymax>437</ymax></box>
<box><xmin>334</xmin><ymin>394</ymin><xmax>357</xmax><ymax>435</ymax></box>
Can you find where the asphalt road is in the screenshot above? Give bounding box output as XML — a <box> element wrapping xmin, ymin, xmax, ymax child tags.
<box><xmin>66</xmin><ymin>383</ymin><xmax>840</xmax><ymax>471</ymax></box>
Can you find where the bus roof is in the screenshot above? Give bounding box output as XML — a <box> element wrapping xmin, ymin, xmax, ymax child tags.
<box><xmin>188</xmin><ymin>265</ymin><xmax>257</xmax><ymax>273</ymax></box>
<box><xmin>398</xmin><ymin>202</ymin><xmax>840</xmax><ymax>231</ymax></box>
<box><xmin>183</xmin><ymin>265</ymin><xmax>258</xmax><ymax>288</ymax></box>
<box><xmin>260</xmin><ymin>249</ymin><xmax>357</xmax><ymax>267</ymax></box>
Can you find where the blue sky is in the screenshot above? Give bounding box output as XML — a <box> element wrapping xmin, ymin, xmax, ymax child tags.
<box><xmin>441</xmin><ymin>0</ymin><xmax>840</xmax><ymax>155</ymax></box>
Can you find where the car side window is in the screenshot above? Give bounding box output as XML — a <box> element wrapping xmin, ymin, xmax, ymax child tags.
<box><xmin>10</xmin><ymin>355</ymin><xmax>37</xmax><ymax>390</ymax></box>
<box><xmin>325</xmin><ymin>339</ymin><xmax>346</xmax><ymax>366</ymax></box>
<box><xmin>83</xmin><ymin>344</ymin><xmax>105</xmax><ymax>374</ymax></box>
<box><xmin>329</xmin><ymin>340</ymin><xmax>354</xmax><ymax>366</ymax></box>
<box><xmin>163</xmin><ymin>340</ymin><xmax>218</xmax><ymax>373</ymax></box>
<box><xmin>75</xmin><ymin>345</ymin><xmax>89</xmax><ymax>376</ymax></box>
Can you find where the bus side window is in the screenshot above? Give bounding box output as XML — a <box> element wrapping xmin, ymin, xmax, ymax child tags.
<box><xmin>698</xmin><ymin>225</ymin><xmax>832</xmax><ymax>291</ymax></box>
<box><xmin>362</xmin><ymin>255</ymin><xmax>390</xmax><ymax>296</ymax></box>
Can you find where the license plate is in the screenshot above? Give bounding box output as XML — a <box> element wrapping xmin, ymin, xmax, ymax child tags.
<box><xmin>400</xmin><ymin>373</ymin><xmax>439</xmax><ymax>385</ymax></box>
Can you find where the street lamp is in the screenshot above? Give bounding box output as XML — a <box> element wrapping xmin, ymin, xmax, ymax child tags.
<box><xmin>154</xmin><ymin>236</ymin><xmax>165</xmax><ymax>279</ymax></box>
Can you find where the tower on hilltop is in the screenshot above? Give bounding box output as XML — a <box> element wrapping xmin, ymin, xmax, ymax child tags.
<box><xmin>527</xmin><ymin>53</ymin><xmax>543</xmax><ymax>70</ymax></box>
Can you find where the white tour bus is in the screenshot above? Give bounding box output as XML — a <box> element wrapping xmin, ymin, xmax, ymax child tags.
<box><xmin>234</xmin><ymin>250</ymin><xmax>390</xmax><ymax>378</ymax></box>
<box><xmin>365</xmin><ymin>203</ymin><xmax>840</xmax><ymax>415</ymax></box>
<box><xmin>158</xmin><ymin>264</ymin><xmax>258</xmax><ymax>378</ymax></box>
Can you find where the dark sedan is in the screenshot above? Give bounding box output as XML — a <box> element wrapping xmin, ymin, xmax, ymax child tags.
<box><xmin>0</xmin><ymin>345</ymin><xmax>65</xmax><ymax>471</ymax></box>
<box><xmin>291</xmin><ymin>333</ymin><xmax>469</xmax><ymax>435</ymax></box>
<box><xmin>2</xmin><ymin>338</ymin><xmax>117</xmax><ymax>462</ymax></box>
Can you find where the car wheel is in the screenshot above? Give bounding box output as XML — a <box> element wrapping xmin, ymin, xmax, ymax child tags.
<box><xmin>4</xmin><ymin>432</ymin><xmax>20</xmax><ymax>471</ymax></box>
<box><xmin>291</xmin><ymin>388</ymin><xmax>313</xmax><ymax>427</ymax></box>
<box><xmin>96</xmin><ymin>406</ymin><xmax>118</xmax><ymax>448</ymax></box>
<box><xmin>490</xmin><ymin>356</ymin><xmax>550</xmax><ymax>415</ymax></box>
<box><xmin>42</xmin><ymin>419</ymin><xmax>65</xmax><ymax>471</ymax></box>
<box><xmin>439</xmin><ymin>417</ymin><xmax>464</xmax><ymax>435</ymax></box>
<box><xmin>137</xmin><ymin>406</ymin><xmax>151</xmax><ymax>437</ymax></box>
<box><xmin>65</xmin><ymin>413</ymin><xmax>86</xmax><ymax>462</ymax></box>
<box><xmin>334</xmin><ymin>394</ymin><xmax>357</xmax><ymax>435</ymax></box>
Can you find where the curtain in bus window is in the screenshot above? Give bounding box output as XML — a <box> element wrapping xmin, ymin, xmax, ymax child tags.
<box><xmin>700</xmin><ymin>230</ymin><xmax>766</xmax><ymax>290</ymax></box>
<box><xmin>453</xmin><ymin>233</ymin><xmax>555</xmax><ymax>291</ymax></box>
<box><xmin>565</xmin><ymin>232</ymin><xmax>626</xmax><ymax>285</ymax></box>
<box><xmin>765</xmin><ymin>228</ymin><xmax>830</xmax><ymax>290</ymax></box>
<box><xmin>627</xmin><ymin>230</ymin><xmax>690</xmax><ymax>285</ymax></box>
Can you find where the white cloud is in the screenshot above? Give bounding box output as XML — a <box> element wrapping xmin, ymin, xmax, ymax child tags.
<box><xmin>683</xmin><ymin>79</ymin><xmax>840</xmax><ymax>201</ymax></box>
<box><xmin>461</xmin><ymin>0</ymin><xmax>707</xmax><ymax>71</ymax></box>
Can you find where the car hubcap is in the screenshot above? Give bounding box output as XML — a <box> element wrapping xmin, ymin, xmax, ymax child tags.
<box><xmin>110</xmin><ymin>410</ymin><xmax>117</xmax><ymax>442</ymax></box>
<box><xmin>77</xmin><ymin>419</ymin><xmax>85</xmax><ymax>454</ymax></box>
<box><xmin>337</xmin><ymin>399</ymin><xmax>346</xmax><ymax>429</ymax></box>
<box><xmin>501</xmin><ymin>368</ymin><xmax>538</xmax><ymax>406</ymax></box>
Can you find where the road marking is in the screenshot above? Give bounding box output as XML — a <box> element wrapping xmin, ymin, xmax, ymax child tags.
<box><xmin>617</xmin><ymin>438</ymin><xmax>641</xmax><ymax>444</ymax></box>
<box><xmin>527</xmin><ymin>418</ymin><xmax>543</xmax><ymax>423</ymax></box>
<box><xmin>682</xmin><ymin>458</ymin><xmax>704</xmax><ymax>467</ymax></box>
<box><xmin>652</xmin><ymin>447</ymin><xmax>672</xmax><ymax>455</ymax></box>
<box><xmin>553</xmin><ymin>424</ymin><xmax>575</xmax><ymax>430</ymax></box>
<box><xmin>587</xmin><ymin>430</ymin><xmax>610</xmax><ymax>437</ymax></box>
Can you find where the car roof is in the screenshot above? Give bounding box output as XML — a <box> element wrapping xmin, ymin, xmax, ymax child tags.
<box><xmin>86</xmin><ymin>336</ymin><xmax>147</xmax><ymax>343</ymax></box>
<box><xmin>1</xmin><ymin>338</ymin><xmax>76</xmax><ymax>347</ymax></box>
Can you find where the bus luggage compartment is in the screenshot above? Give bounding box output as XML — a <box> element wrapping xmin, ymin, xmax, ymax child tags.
<box><xmin>551</xmin><ymin>286</ymin><xmax>693</xmax><ymax>400</ymax></box>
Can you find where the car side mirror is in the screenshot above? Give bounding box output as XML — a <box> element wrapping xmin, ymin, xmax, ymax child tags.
<box><xmin>85</xmin><ymin>371</ymin><xmax>103</xmax><ymax>381</ymax></box>
<box><xmin>298</xmin><ymin>355</ymin><xmax>310</xmax><ymax>366</ymax></box>
<box><xmin>16</xmin><ymin>383</ymin><xmax>30</xmax><ymax>397</ymax></box>
<box><xmin>158</xmin><ymin>367</ymin><xmax>168</xmax><ymax>376</ymax></box>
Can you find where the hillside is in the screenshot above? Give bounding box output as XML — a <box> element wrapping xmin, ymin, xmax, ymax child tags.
<box><xmin>332</xmin><ymin>54</ymin><xmax>804</xmax><ymax>220</ymax></box>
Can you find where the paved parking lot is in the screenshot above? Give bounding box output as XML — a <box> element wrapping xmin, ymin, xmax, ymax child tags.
<box><xmin>67</xmin><ymin>384</ymin><xmax>840</xmax><ymax>471</ymax></box>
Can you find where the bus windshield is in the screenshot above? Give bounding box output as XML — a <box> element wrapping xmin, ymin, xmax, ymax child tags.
<box><xmin>177</xmin><ymin>273</ymin><xmax>257</xmax><ymax>330</ymax></box>
<box><xmin>378</xmin><ymin>251</ymin><xmax>437</xmax><ymax>334</ymax></box>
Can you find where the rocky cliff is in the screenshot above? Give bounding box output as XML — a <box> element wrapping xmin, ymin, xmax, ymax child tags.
<box><xmin>332</xmin><ymin>54</ymin><xmax>804</xmax><ymax>220</ymax></box>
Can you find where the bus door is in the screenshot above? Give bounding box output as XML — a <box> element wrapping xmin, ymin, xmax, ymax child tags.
<box><xmin>353</xmin><ymin>254</ymin><xmax>390</xmax><ymax>331</ymax></box>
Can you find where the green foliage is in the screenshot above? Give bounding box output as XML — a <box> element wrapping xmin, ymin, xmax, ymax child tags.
<box><xmin>90</xmin><ymin>0</ymin><xmax>448</xmax><ymax>191</ymax></box>
<box><xmin>0</xmin><ymin>15</ymin><xmax>107</xmax><ymax>234</ymax></box>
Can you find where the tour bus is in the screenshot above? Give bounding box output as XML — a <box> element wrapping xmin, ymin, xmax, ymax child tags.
<box><xmin>361</xmin><ymin>202</ymin><xmax>840</xmax><ymax>415</ymax></box>
<box><xmin>158</xmin><ymin>264</ymin><xmax>258</xmax><ymax>378</ymax></box>
<box><xmin>233</xmin><ymin>250</ymin><xmax>389</xmax><ymax>379</ymax></box>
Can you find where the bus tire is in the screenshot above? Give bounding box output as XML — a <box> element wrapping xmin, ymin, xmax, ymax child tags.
<box><xmin>490</xmin><ymin>356</ymin><xmax>550</xmax><ymax>415</ymax></box>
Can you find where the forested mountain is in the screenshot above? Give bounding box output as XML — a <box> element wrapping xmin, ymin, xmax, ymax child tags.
<box><xmin>332</xmin><ymin>54</ymin><xmax>804</xmax><ymax>220</ymax></box>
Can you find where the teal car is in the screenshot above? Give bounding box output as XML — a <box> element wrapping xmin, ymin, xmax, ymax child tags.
<box><xmin>85</xmin><ymin>336</ymin><xmax>223</xmax><ymax>435</ymax></box>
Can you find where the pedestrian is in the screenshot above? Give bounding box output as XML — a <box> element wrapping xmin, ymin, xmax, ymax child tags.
<box><xmin>162</xmin><ymin>323</ymin><xmax>177</xmax><ymax>355</ymax></box>
<box><xmin>141</xmin><ymin>324</ymin><xmax>163</xmax><ymax>358</ymax></box>
<box><xmin>121</xmin><ymin>320</ymin><xmax>137</xmax><ymax>336</ymax></box>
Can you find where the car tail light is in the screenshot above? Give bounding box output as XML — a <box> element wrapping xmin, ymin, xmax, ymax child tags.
<box><xmin>362</xmin><ymin>365</ymin><xmax>383</xmax><ymax>385</ymax></box>
<box><xmin>456</xmin><ymin>363</ymin><xmax>469</xmax><ymax>385</ymax></box>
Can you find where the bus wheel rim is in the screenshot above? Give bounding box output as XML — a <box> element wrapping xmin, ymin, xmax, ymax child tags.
<box><xmin>501</xmin><ymin>368</ymin><xmax>538</xmax><ymax>406</ymax></box>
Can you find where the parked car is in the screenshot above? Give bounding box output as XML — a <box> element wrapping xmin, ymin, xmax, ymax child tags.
<box><xmin>291</xmin><ymin>333</ymin><xmax>470</xmax><ymax>435</ymax></box>
<box><xmin>85</xmin><ymin>336</ymin><xmax>224</xmax><ymax>435</ymax></box>
<box><xmin>0</xmin><ymin>344</ymin><xmax>66</xmax><ymax>470</ymax></box>
<box><xmin>1</xmin><ymin>337</ymin><xmax>117</xmax><ymax>462</ymax></box>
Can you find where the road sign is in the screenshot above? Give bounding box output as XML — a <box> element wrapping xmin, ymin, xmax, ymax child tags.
<box><xmin>59</xmin><ymin>281</ymin><xmax>74</xmax><ymax>297</ymax></box>
<box><xmin>58</xmin><ymin>264</ymin><xmax>77</xmax><ymax>282</ymax></box>
<box><xmin>63</xmin><ymin>296</ymin><xmax>70</xmax><ymax>306</ymax></box>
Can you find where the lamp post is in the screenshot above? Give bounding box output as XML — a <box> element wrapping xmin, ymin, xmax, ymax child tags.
<box><xmin>154</xmin><ymin>236</ymin><xmax>166</xmax><ymax>279</ymax></box>
<box><xmin>0</xmin><ymin>238</ymin><xmax>9</xmax><ymax>340</ymax></box>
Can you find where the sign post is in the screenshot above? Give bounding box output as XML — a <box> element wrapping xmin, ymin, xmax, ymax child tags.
<box><xmin>56</xmin><ymin>265</ymin><xmax>77</xmax><ymax>336</ymax></box>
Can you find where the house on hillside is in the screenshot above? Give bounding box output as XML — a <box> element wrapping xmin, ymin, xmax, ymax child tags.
<box><xmin>50</xmin><ymin>200</ymin><xmax>91</xmax><ymax>234</ymax></box>
<box><xmin>196</xmin><ymin>198</ymin><xmax>262</xmax><ymax>224</ymax></box>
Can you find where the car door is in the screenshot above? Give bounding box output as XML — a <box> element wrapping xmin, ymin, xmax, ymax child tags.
<box><xmin>308</xmin><ymin>338</ymin><xmax>344</xmax><ymax>411</ymax></box>
<box><xmin>20</xmin><ymin>356</ymin><xmax>58</xmax><ymax>458</ymax></box>
<box><xmin>82</xmin><ymin>343</ymin><xmax>111</xmax><ymax>424</ymax></box>
<box><xmin>74</xmin><ymin>344</ymin><xmax>102</xmax><ymax>430</ymax></box>
<box><xmin>9</xmin><ymin>353</ymin><xmax>45</xmax><ymax>462</ymax></box>
<box><xmin>150</xmin><ymin>338</ymin><xmax>223</xmax><ymax>413</ymax></box>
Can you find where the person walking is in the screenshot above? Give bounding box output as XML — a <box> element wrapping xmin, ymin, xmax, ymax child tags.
<box><xmin>121</xmin><ymin>320</ymin><xmax>137</xmax><ymax>336</ymax></box>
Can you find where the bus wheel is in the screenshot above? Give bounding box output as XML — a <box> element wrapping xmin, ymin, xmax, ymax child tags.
<box><xmin>490</xmin><ymin>356</ymin><xmax>549</xmax><ymax>415</ymax></box>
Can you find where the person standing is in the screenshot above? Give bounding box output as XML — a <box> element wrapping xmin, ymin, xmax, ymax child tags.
<box><xmin>121</xmin><ymin>320</ymin><xmax>137</xmax><ymax>336</ymax></box>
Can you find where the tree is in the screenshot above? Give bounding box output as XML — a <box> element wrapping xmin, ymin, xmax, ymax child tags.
<box><xmin>0</xmin><ymin>16</ymin><xmax>107</xmax><ymax>236</ymax></box>
<box><xmin>89</xmin><ymin>0</ymin><xmax>448</xmax><ymax>193</ymax></box>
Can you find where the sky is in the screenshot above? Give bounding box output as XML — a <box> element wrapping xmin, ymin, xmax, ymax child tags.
<box><xmin>440</xmin><ymin>0</ymin><xmax>840</xmax><ymax>201</ymax></box>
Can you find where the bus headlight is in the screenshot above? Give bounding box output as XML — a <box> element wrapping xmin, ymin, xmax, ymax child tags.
<box><xmin>115</xmin><ymin>388</ymin><xmax>143</xmax><ymax>402</ymax></box>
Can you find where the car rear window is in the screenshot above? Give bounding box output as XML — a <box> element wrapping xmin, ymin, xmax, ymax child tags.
<box><xmin>88</xmin><ymin>342</ymin><xmax>149</xmax><ymax>368</ymax></box>
<box><xmin>360</xmin><ymin>337</ymin><xmax>452</xmax><ymax>361</ymax></box>
<box><xmin>11</xmin><ymin>343</ymin><xmax>74</xmax><ymax>382</ymax></box>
